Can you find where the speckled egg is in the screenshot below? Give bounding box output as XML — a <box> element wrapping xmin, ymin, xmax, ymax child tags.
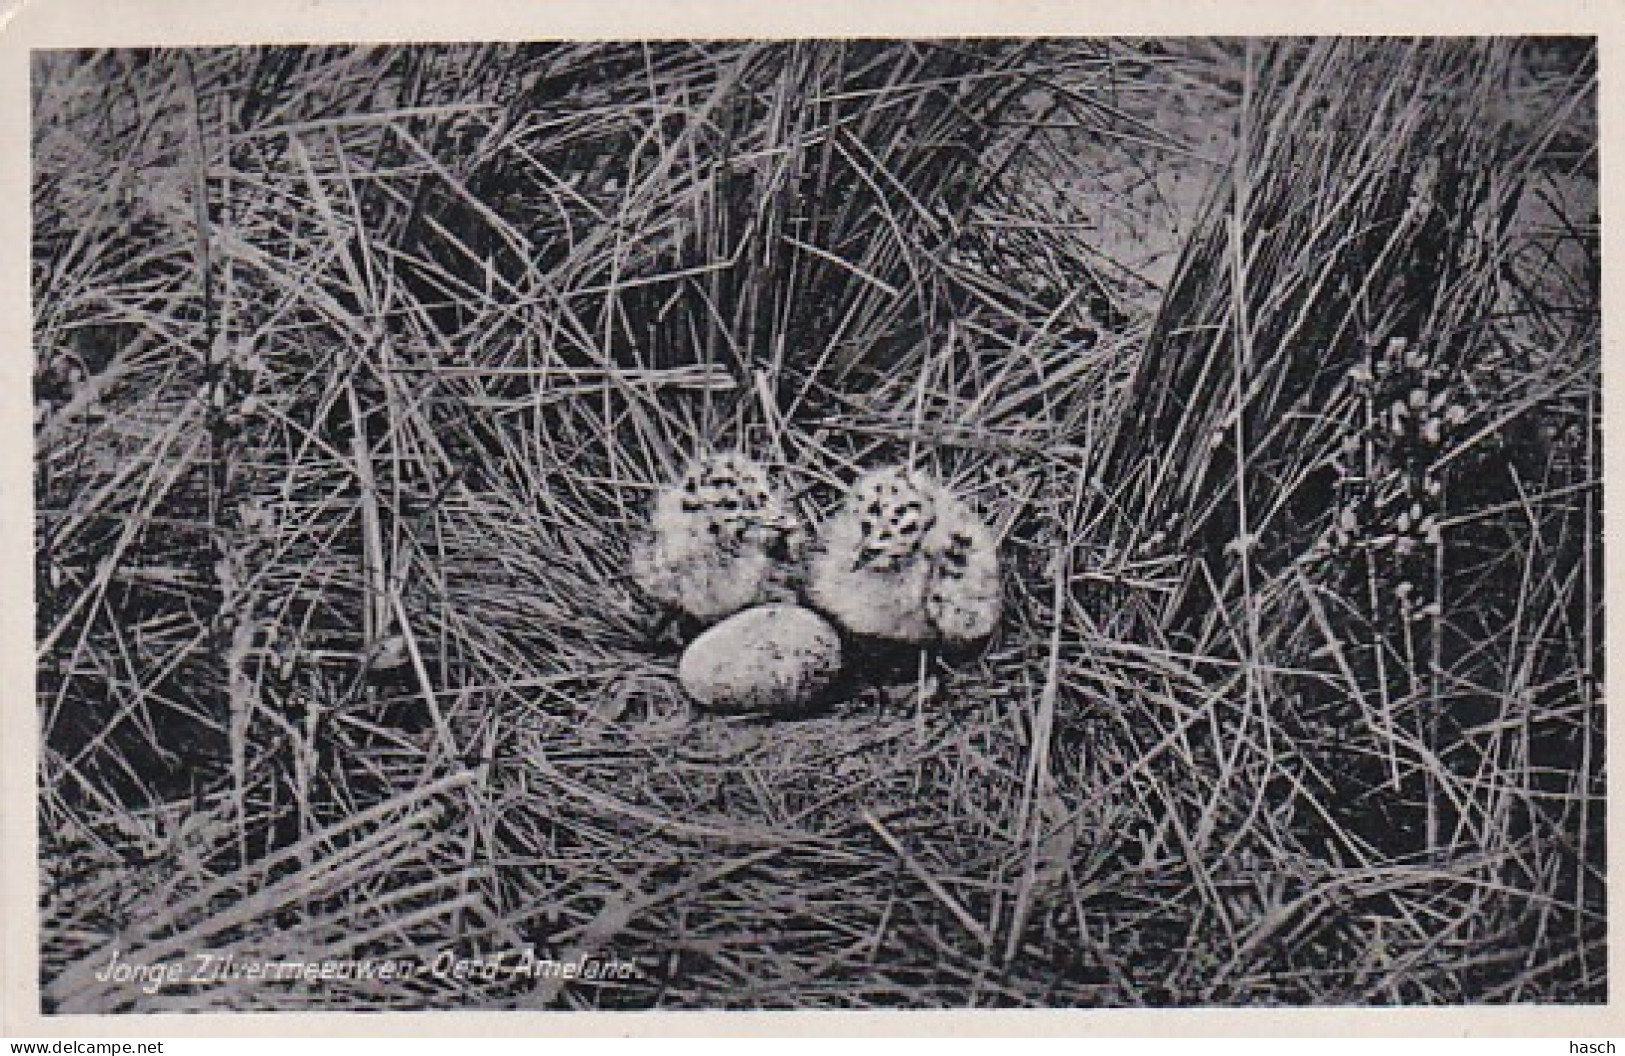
<box><xmin>678</xmin><ymin>603</ymin><xmax>843</xmax><ymax>718</ymax></box>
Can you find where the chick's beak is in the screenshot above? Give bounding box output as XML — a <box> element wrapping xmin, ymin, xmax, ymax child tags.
<box><xmin>748</xmin><ymin>517</ymin><xmax>798</xmax><ymax>559</ymax></box>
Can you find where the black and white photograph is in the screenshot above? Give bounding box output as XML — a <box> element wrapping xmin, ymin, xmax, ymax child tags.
<box><xmin>21</xmin><ymin>18</ymin><xmax>1605</xmax><ymax>1021</ymax></box>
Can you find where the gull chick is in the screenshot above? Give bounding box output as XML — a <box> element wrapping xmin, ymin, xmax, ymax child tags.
<box><xmin>631</xmin><ymin>453</ymin><xmax>804</xmax><ymax>627</ymax></box>
<box><xmin>806</xmin><ymin>465</ymin><xmax>1001</xmax><ymax>647</ymax></box>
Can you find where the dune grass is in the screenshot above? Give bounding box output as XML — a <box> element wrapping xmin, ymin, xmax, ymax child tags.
<box><xmin>33</xmin><ymin>38</ymin><xmax>1600</xmax><ymax>1010</ymax></box>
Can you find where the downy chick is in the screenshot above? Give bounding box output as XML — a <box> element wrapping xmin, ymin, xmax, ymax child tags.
<box><xmin>631</xmin><ymin>453</ymin><xmax>804</xmax><ymax>630</ymax></box>
<box><xmin>806</xmin><ymin>465</ymin><xmax>1001</xmax><ymax>647</ymax></box>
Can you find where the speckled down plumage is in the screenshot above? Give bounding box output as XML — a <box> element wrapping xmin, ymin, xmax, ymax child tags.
<box><xmin>806</xmin><ymin>466</ymin><xmax>1001</xmax><ymax>645</ymax></box>
<box><xmin>630</xmin><ymin>453</ymin><xmax>804</xmax><ymax>623</ymax></box>
<box><xmin>678</xmin><ymin>604</ymin><xmax>843</xmax><ymax>717</ymax></box>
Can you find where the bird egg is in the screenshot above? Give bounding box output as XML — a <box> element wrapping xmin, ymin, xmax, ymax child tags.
<box><xmin>678</xmin><ymin>604</ymin><xmax>843</xmax><ymax>718</ymax></box>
